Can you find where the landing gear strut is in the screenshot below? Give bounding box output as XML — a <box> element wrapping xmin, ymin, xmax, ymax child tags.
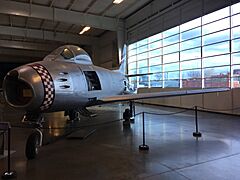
<box><xmin>22</xmin><ymin>113</ymin><xmax>44</xmax><ymax>160</ymax></box>
<box><xmin>122</xmin><ymin>101</ymin><xmax>135</xmax><ymax>127</ymax></box>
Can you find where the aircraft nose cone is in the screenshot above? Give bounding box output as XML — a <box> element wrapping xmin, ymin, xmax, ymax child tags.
<box><xmin>3</xmin><ymin>65</ymin><xmax>45</xmax><ymax>111</ymax></box>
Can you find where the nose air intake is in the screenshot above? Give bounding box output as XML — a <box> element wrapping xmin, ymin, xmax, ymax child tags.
<box><xmin>4</xmin><ymin>70</ymin><xmax>33</xmax><ymax>106</ymax></box>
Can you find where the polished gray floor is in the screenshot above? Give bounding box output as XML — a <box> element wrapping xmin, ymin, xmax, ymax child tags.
<box><xmin>1</xmin><ymin>100</ymin><xmax>240</xmax><ymax>180</ymax></box>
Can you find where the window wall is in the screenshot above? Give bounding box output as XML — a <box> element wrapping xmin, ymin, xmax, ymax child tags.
<box><xmin>127</xmin><ymin>2</ymin><xmax>240</xmax><ymax>89</ymax></box>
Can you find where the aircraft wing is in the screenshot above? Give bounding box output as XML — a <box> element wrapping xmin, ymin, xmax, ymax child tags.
<box><xmin>99</xmin><ymin>88</ymin><xmax>229</xmax><ymax>103</ymax></box>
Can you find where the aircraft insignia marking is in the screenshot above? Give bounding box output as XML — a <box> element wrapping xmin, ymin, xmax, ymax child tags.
<box><xmin>30</xmin><ymin>64</ymin><xmax>55</xmax><ymax>111</ymax></box>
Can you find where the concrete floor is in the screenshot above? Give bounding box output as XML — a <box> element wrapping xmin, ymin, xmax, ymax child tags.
<box><xmin>1</xmin><ymin>100</ymin><xmax>240</xmax><ymax>180</ymax></box>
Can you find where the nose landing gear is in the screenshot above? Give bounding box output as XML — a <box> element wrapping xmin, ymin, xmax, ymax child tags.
<box><xmin>22</xmin><ymin>113</ymin><xmax>44</xmax><ymax>160</ymax></box>
<box><xmin>25</xmin><ymin>129</ymin><xmax>42</xmax><ymax>159</ymax></box>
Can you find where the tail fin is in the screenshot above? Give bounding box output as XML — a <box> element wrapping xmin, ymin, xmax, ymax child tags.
<box><xmin>118</xmin><ymin>44</ymin><xmax>127</xmax><ymax>74</ymax></box>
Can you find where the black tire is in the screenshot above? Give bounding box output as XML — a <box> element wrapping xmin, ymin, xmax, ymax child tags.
<box><xmin>25</xmin><ymin>131</ymin><xmax>40</xmax><ymax>160</ymax></box>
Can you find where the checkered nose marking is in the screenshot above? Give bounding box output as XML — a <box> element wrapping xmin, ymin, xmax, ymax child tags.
<box><xmin>29</xmin><ymin>64</ymin><xmax>55</xmax><ymax>111</ymax></box>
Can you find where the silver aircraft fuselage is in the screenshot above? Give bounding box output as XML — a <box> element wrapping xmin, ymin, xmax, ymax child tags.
<box><xmin>3</xmin><ymin>45</ymin><xmax>126</xmax><ymax>112</ymax></box>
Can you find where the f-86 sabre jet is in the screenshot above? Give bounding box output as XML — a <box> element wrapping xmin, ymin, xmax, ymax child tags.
<box><xmin>2</xmin><ymin>45</ymin><xmax>229</xmax><ymax>159</ymax></box>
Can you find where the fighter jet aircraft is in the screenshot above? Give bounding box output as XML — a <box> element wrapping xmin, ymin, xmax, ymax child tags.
<box><xmin>2</xmin><ymin>45</ymin><xmax>229</xmax><ymax>159</ymax></box>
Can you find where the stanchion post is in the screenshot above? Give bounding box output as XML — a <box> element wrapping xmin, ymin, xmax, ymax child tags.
<box><xmin>139</xmin><ymin>112</ymin><xmax>149</xmax><ymax>151</ymax></box>
<box><xmin>2</xmin><ymin>124</ymin><xmax>17</xmax><ymax>179</ymax></box>
<box><xmin>193</xmin><ymin>106</ymin><xmax>202</xmax><ymax>138</ymax></box>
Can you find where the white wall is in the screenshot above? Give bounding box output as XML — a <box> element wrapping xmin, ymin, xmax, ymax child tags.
<box><xmin>138</xmin><ymin>88</ymin><xmax>240</xmax><ymax>115</ymax></box>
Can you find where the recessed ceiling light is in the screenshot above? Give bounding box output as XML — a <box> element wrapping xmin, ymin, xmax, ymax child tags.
<box><xmin>113</xmin><ymin>0</ymin><xmax>124</xmax><ymax>4</ymax></box>
<box><xmin>79</xmin><ymin>26</ymin><xmax>91</xmax><ymax>35</ymax></box>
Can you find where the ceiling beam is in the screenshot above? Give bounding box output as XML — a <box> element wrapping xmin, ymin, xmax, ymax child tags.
<box><xmin>0</xmin><ymin>25</ymin><xmax>98</xmax><ymax>45</ymax></box>
<box><xmin>0</xmin><ymin>0</ymin><xmax>124</xmax><ymax>31</ymax></box>
<box><xmin>0</xmin><ymin>48</ymin><xmax>47</xmax><ymax>62</ymax></box>
<box><xmin>0</xmin><ymin>54</ymin><xmax>42</xmax><ymax>63</ymax></box>
<box><xmin>0</xmin><ymin>40</ymin><xmax>58</xmax><ymax>52</ymax></box>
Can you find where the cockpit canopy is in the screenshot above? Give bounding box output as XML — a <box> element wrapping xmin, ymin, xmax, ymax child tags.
<box><xmin>43</xmin><ymin>45</ymin><xmax>92</xmax><ymax>65</ymax></box>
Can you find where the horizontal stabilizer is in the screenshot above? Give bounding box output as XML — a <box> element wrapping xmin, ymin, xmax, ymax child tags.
<box><xmin>99</xmin><ymin>88</ymin><xmax>230</xmax><ymax>103</ymax></box>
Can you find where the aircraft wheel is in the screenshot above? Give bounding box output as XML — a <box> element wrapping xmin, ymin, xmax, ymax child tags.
<box><xmin>25</xmin><ymin>131</ymin><xmax>41</xmax><ymax>160</ymax></box>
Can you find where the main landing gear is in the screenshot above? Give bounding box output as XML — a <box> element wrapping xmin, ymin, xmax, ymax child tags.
<box><xmin>123</xmin><ymin>101</ymin><xmax>135</xmax><ymax>127</ymax></box>
<box><xmin>22</xmin><ymin>113</ymin><xmax>44</xmax><ymax>160</ymax></box>
<box><xmin>64</xmin><ymin>108</ymin><xmax>96</xmax><ymax>121</ymax></box>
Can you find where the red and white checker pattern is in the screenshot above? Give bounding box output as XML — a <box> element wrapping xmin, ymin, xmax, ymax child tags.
<box><xmin>29</xmin><ymin>64</ymin><xmax>55</xmax><ymax>111</ymax></box>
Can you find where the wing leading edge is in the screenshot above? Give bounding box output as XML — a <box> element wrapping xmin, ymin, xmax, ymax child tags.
<box><xmin>99</xmin><ymin>88</ymin><xmax>230</xmax><ymax>104</ymax></box>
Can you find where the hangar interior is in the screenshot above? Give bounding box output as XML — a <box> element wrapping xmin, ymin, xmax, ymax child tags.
<box><xmin>1</xmin><ymin>0</ymin><xmax>240</xmax><ymax>179</ymax></box>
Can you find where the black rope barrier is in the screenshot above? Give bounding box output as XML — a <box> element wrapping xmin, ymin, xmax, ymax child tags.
<box><xmin>197</xmin><ymin>106</ymin><xmax>240</xmax><ymax>111</ymax></box>
<box><xmin>134</xmin><ymin>107</ymin><xmax>193</xmax><ymax>118</ymax></box>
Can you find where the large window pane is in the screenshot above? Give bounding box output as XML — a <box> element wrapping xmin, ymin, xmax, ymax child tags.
<box><xmin>138</xmin><ymin>75</ymin><xmax>149</xmax><ymax>87</ymax></box>
<box><xmin>128</xmin><ymin>55</ymin><xmax>136</xmax><ymax>63</ymax></box>
<box><xmin>149</xmin><ymin>41</ymin><xmax>162</xmax><ymax>50</ymax></box>
<box><xmin>164</xmin><ymin>62</ymin><xmax>179</xmax><ymax>72</ymax></box>
<box><xmin>128</xmin><ymin>49</ymin><xmax>137</xmax><ymax>57</ymax></box>
<box><xmin>232</xmin><ymin>38</ymin><xmax>240</xmax><ymax>52</ymax></box>
<box><xmin>137</xmin><ymin>45</ymin><xmax>148</xmax><ymax>53</ymax></box>
<box><xmin>232</xmin><ymin>65</ymin><xmax>240</xmax><ymax>88</ymax></box>
<box><xmin>137</xmin><ymin>52</ymin><xmax>148</xmax><ymax>60</ymax></box>
<box><xmin>232</xmin><ymin>26</ymin><xmax>240</xmax><ymax>39</ymax></box>
<box><xmin>204</xmin><ymin>77</ymin><xmax>230</xmax><ymax>87</ymax></box>
<box><xmin>128</xmin><ymin>43</ymin><xmax>137</xmax><ymax>50</ymax></box>
<box><xmin>163</xmin><ymin>52</ymin><xmax>179</xmax><ymax>63</ymax></box>
<box><xmin>164</xmin><ymin>71</ymin><xmax>179</xmax><ymax>80</ymax></box>
<box><xmin>128</xmin><ymin>69</ymin><xmax>137</xmax><ymax>75</ymax></box>
<box><xmin>182</xmin><ymin>78</ymin><xmax>202</xmax><ymax>88</ymax></box>
<box><xmin>149</xmin><ymin>65</ymin><xmax>162</xmax><ymax>73</ymax></box>
<box><xmin>182</xmin><ymin>69</ymin><xmax>201</xmax><ymax>79</ymax></box>
<box><xmin>150</xmin><ymin>81</ymin><xmax>163</xmax><ymax>87</ymax></box>
<box><xmin>181</xmin><ymin>37</ymin><xmax>201</xmax><ymax>51</ymax></box>
<box><xmin>232</xmin><ymin>52</ymin><xmax>240</xmax><ymax>65</ymax></box>
<box><xmin>180</xmin><ymin>18</ymin><xmax>201</xmax><ymax>32</ymax></box>
<box><xmin>129</xmin><ymin>77</ymin><xmax>137</xmax><ymax>91</ymax></box>
<box><xmin>180</xmin><ymin>47</ymin><xmax>201</xmax><ymax>61</ymax></box>
<box><xmin>149</xmin><ymin>48</ymin><xmax>161</xmax><ymax>58</ymax></box>
<box><xmin>182</xmin><ymin>69</ymin><xmax>202</xmax><ymax>88</ymax></box>
<box><xmin>204</xmin><ymin>66</ymin><xmax>230</xmax><ymax>78</ymax></box>
<box><xmin>203</xmin><ymin>41</ymin><xmax>229</xmax><ymax>57</ymax></box>
<box><xmin>232</xmin><ymin>2</ymin><xmax>240</xmax><ymax>15</ymax></box>
<box><xmin>203</xmin><ymin>29</ymin><xmax>230</xmax><ymax>45</ymax></box>
<box><xmin>181</xmin><ymin>59</ymin><xmax>201</xmax><ymax>70</ymax></box>
<box><xmin>149</xmin><ymin>33</ymin><xmax>162</xmax><ymax>43</ymax></box>
<box><xmin>128</xmin><ymin>62</ymin><xmax>136</xmax><ymax>70</ymax></box>
<box><xmin>149</xmin><ymin>56</ymin><xmax>162</xmax><ymax>66</ymax></box>
<box><xmin>204</xmin><ymin>66</ymin><xmax>230</xmax><ymax>87</ymax></box>
<box><xmin>163</xmin><ymin>43</ymin><xmax>179</xmax><ymax>55</ymax></box>
<box><xmin>202</xmin><ymin>7</ymin><xmax>230</xmax><ymax>25</ymax></box>
<box><xmin>181</xmin><ymin>27</ymin><xmax>201</xmax><ymax>41</ymax></box>
<box><xmin>163</xmin><ymin>26</ymin><xmax>179</xmax><ymax>38</ymax></box>
<box><xmin>202</xmin><ymin>18</ymin><xmax>230</xmax><ymax>35</ymax></box>
<box><xmin>138</xmin><ymin>60</ymin><xmax>148</xmax><ymax>68</ymax></box>
<box><xmin>232</xmin><ymin>14</ymin><xmax>240</xmax><ymax>27</ymax></box>
<box><xmin>164</xmin><ymin>80</ymin><xmax>180</xmax><ymax>87</ymax></box>
<box><xmin>163</xmin><ymin>34</ymin><xmax>179</xmax><ymax>46</ymax></box>
<box><xmin>203</xmin><ymin>54</ymin><xmax>230</xmax><ymax>68</ymax></box>
<box><xmin>137</xmin><ymin>38</ymin><xmax>148</xmax><ymax>47</ymax></box>
<box><xmin>149</xmin><ymin>73</ymin><xmax>162</xmax><ymax>81</ymax></box>
<box><xmin>138</xmin><ymin>67</ymin><xmax>148</xmax><ymax>74</ymax></box>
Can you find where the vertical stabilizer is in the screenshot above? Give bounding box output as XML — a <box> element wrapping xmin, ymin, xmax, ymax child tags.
<box><xmin>118</xmin><ymin>44</ymin><xmax>127</xmax><ymax>74</ymax></box>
